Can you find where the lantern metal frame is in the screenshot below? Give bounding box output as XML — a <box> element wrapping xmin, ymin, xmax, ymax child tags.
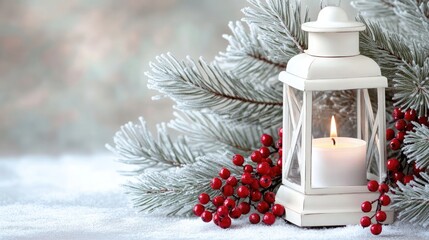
<box><xmin>275</xmin><ymin>6</ymin><xmax>394</xmax><ymax>227</ymax></box>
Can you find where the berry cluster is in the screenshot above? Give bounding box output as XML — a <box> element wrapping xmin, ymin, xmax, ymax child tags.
<box><xmin>193</xmin><ymin>130</ymin><xmax>285</xmax><ymax>228</ymax></box>
<box><xmin>386</xmin><ymin>158</ymin><xmax>425</xmax><ymax>185</ymax></box>
<box><xmin>386</xmin><ymin>108</ymin><xmax>427</xmax><ymax>184</ymax></box>
<box><xmin>360</xmin><ymin>180</ymin><xmax>391</xmax><ymax>235</ymax></box>
<box><xmin>387</xmin><ymin>108</ymin><xmax>423</xmax><ymax>151</ymax></box>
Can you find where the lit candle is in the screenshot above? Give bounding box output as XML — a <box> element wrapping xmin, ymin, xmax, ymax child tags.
<box><xmin>311</xmin><ymin>116</ymin><xmax>367</xmax><ymax>188</ymax></box>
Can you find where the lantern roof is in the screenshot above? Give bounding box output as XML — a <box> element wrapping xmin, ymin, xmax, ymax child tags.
<box><xmin>279</xmin><ymin>54</ymin><xmax>387</xmax><ymax>91</ymax></box>
<box><xmin>302</xmin><ymin>6</ymin><xmax>365</xmax><ymax>32</ymax></box>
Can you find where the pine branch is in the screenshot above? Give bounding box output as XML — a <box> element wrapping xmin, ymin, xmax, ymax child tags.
<box><xmin>124</xmin><ymin>152</ymin><xmax>241</xmax><ymax>216</ymax></box>
<box><xmin>353</xmin><ymin>0</ymin><xmax>429</xmax><ymax>51</ymax></box>
<box><xmin>217</xmin><ymin>21</ymin><xmax>285</xmax><ymax>84</ymax></box>
<box><xmin>390</xmin><ymin>172</ymin><xmax>429</xmax><ymax>227</ymax></box>
<box><xmin>242</xmin><ymin>0</ymin><xmax>308</xmax><ymax>64</ymax></box>
<box><xmin>359</xmin><ymin>17</ymin><xmax>414</xmax><ymax>76</ymax></box>
<box><xmin>352</xmin><ymin>0</ymin><xmax>396</xmax><ymax>18</ymax></box>
<box><xmin>146</xmin><ymin>53</ymin><xmax>283</xmax><ymax>127</ymax></box>
<box><xmin>403</xmin><ymin>122</ymin><xmax>429</xmax><ymax>169</ymax></box>
<box><xmin>169</xmin><ymin>110</ymin><xmax>279</xmax><ymax>154</ymax></box>
<box><xmin>392</xmin><ymin>0</ymin><xmax>429</xmax><ymax>50</ymax></box>
<box><xmin>106</xmin><ymin>117</ymin><xmax>201</xmax><ymax>175</ymax></box>
<box><xmin>393</xmin><ymin>59</ymin><xmax>429</xmax><ymax>116</ymax></box>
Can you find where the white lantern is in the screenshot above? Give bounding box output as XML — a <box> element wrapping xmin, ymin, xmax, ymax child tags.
<box><xmin>275</xmin><ymin>6</ymin><xmax>394</xmax><ymax>227</ymax></box>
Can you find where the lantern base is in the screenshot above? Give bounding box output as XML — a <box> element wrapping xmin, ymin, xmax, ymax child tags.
<box><xmin>276</xmin><ymin>185</ymin><xmax>394</xmax><ymax>227</ymax></box>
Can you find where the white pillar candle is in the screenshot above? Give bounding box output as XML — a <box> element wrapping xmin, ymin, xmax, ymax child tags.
<box><xmin>311</xmin><ymin>116</ymin><xmax>367</xmax><ymax>188</ymax></box>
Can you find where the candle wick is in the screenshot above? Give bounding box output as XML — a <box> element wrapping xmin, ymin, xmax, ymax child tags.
<box><xmin>331</xmin><ymin>138</ymin><xmax>336</xmax><ymax>146</ymax></box>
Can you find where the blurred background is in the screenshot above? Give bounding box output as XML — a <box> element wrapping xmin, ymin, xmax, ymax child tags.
<box><xmin>0</xmin><ymin>0</ymin><xmax>247</xmax><ymax>156</ymax></box>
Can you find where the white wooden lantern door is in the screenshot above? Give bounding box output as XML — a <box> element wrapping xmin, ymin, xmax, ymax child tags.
<box><xmin>275</xmin><ymin>6</ymin><xmax>394</xmax><ymax>227</ymax></box>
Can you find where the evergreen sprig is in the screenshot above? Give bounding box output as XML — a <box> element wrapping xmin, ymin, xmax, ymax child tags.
<box><xmin>393</xmin><ymin>59</ymin><xmax>429</xmax><ymax>116</ymax></box>
<box><xmin>242</xmin><ymin>0</ymin><xmax>307</xmax><ymax>64</ymax></box>
<box><xmin>390</xmin><ymin>172</ymin><xmax>429</xmax><ymax>227</ymax></box>
<box><xmin>217</xmin><ymin>21</ymin><xmax>284</xmax><ymax>83</ymax></box>
<box><xmin>146</xmin><ymin>53</ymin><xmax>283</xmax><ymax>127</ymax></box>
<box><xmin>403</xmin><ymin>122</ymin><xmax>429</xmax><ymax>169</ymax></box>
<box><xmin>106</xmin><ymin>118</ymin><xmax>201</xmax><ymax>175</ymax></box>
<box><xmin>124</xmin><ymin>152</ymin><xmax>240</xmax><ymax>216</ymax></box>
<box><xmin>169</xmin><ymin>110</ymin><xmax>278</xmax><ymax>154</ymax></box>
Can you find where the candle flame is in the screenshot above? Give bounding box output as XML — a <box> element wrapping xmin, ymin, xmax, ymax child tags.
<box><xmin>330</xmin><ymin>115</ymin><xmax>338</xmax><ymax>138</ymax></box>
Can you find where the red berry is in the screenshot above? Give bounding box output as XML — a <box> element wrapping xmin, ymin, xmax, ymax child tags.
<box><xmin>250</xmin><ymin>179</ymin><xmax>260</xmax><ymax>190</ymax></box>
<box><xmin>259</xmin><ymin>147</ymin><xmax>271</xmax><ymax>158</ymax></box>
<box><xmin>213</xmin><ymin>213</ymin><xmax>221</xmax><ymax>226</ymax></box>
<box><xmin>403</xmin><ymin>175</ymin><xmax>414</xmax><ymax>184</ymax></box>
<box><xmin>232</xmin><ymin>154</ymin><xmax>245</xmax><ymax>166</ymax></box>
<box><xmin>261</xmin><ymin>134</ymin><xmax>274</xmax><ymax>147</ymax></box>
<box><xmin>376</xmin><ymin>211</ymin><xmax>387</xmax><ymax>222</ymax></box>
<box><xmin>229</xmin><ymin>207</ymin><xmax>242</xmax><ymax>219</ymax></box>
<box><xmin>264</xmin><ymin>191</ymin><xmax>276</xmax><ymax>203</ymax></box>
<box><xmin>278</xmin><ymin>128</ymin><xmax>283</xmax><ymax>138</ymax></box>
<box><xmin>261</xmin><ymin>157</ymin><xmax>273</xmax><ymax>165</ymax></box>
<box><xmin>378</xmin><ymin>183</ymin><xmax>389</xmax><ymax>193</ymax></box>
<box><xmin>219</xmin><ymin>168</ymin><xmax>231</xmax><ymax>180</ymax></box>
<box><xmin>243</xmin><ymin>164</ymin><xmax>253</xmax><ymax>173</ymax></box>
<box><xmin>217</xmin><ymin>206</ymin><xmax>229</xmax><ymax>218</ymax></box>
<box><xmin>396</xmin><ymin>131</ymin><xmax>405</xmax><ymax>142</ymax></box>
<box><xmin>193</xmin><ymin>204</ymin><xmax>205</xmax><ymax>216</ymax></box>
<box><xmin>201</xmin><ymin>210</ymin><xmax>213</xmax><ymax>222</ymax></box>
<box><xmin>238</xmin><ymin>202</ymin><xmax>251</xmax><ymax>215</ymax></box>
<box><xmin>251</xmin><ymin>190</ymin><xmax>262</xmax><ymax>202</ymax></box>
<box><xmin>257</xmin><ymin>201</ymin><xmax>270</xmax><ymax>214</ymax></box>
<box><xmin>259</xmin><ymin>175</ymin><xmax>272</xmax><ymax>188</ymax></box>
<box><xmin>223</xmin><ymin>197</ymin><xmax>236</xmax><ymax>209</ymax></box>
<box><xmin>367</xmin><ymin>180</ymin><xmax>379</xmax><ymax>192</ymax></box>
<box><xmin>272</xmin><ymin>204</ymin><xmax>285</xmax><ymax>217</ymax></box>
<box><xmin>386</xmin><ymin>128</ymin><xmax>395</xmax><ymax>141</ymax></box>
<box><xmin>418</xmin><ymin>116</ymin><xmax>428</xmax><ymax>126</ymax></box>
<box><xmin>226</xmin><ymin>176</ymin><xmax>238</xmax><ymax>187</ymax></box>
<box><xmin>360</xmin><ymin>216</ymin><xmax>371</xmax><ymax>227</ymax></box>
<box><xmin>257</xmin><ymin>162</ymin><xmax>271</xmax><ymax>175</ymax></box>
<box><xmin>237</xmin><ymin>185</ymin><xmax>250</xmax><ymax>198</ymax></box>
<box><xmin>390</xmin><ymin>138</ymin><xmax>401</xmax><ymax>150</ymax></box>
<box><xmin>379</xmin><ymin>194</ymin><xmax>391</xmax><ymax>206</ymax></box>
<box><xmin>395</xmin><ymin>119</ymin><xmax>407</xmax><ymax>131</ymax></box>
<box><xmin>249</xmin><ymin>213</ymin><xmax>260</xmax><ymax>224</ymax></box>
<box><xmin>370</xmin><ymin>223</ymin><xmax>382</xmax><ymax>235</ymax></box>
<box><xmin>222</xmin><ymin>184</ymin><xmax>234</xmax><ymax>196</ymax></box>
<box><xmin>277</xmin><ymin>158</ymin><xmax>282</xmax><ymax>167</ymax></box>
<box><xmin>361</xmin><ymin>201</ymin><xmax>372</xmax><ymax>212</ymax></box>
<box><xmin>211</xmin><ymin>177</ymin><xmax>222</xmax><ymax>190</ymax></box>
<box><xmin>394</xmin><ymin>172</ymin><xmax>404</xmax><ymax>182</ymax></box>
<box><xmin>219</xmin><ymin>216</ymin><xmax>232</xmax><ymax>229</ymax></box>
<box><xmin>387</xmin><ymin>158</ymin><xmax>400</xmax><ymax>171</ymax></box>
<box><xmin>393</xmin><ymin>108</ymin><xmax>404</xmax><ymax>120</ymax></box>
<box><xmin>270</xmin><ymin>166</ymin><xmax>281</xmax><ymax>177</ymax></box>
<box><xmin>413</xmin><ymin>163</ymin><xmax>424</xmax><ymax>175</ymax></box>
<box><xmin>241</xmin><ymin>172</ymin><xmax>253</xmax><ymax>185</ymax></box>
<box><xmin>251</xmin><ymin>151</ymin><xmax>263</xmax><ymax>163</ymax></box>
<box><xmin>278</xmin><ymin>148</ymin><xmax>283</xmax><ymax>158</ymax></box>
<box><xmin>276</xmin><ymin>139</ymin><xmax>282</xmax><ymax>149</ymax></box>
<box><xmin>212</xmin><ymin>196</ymin><xmax>225</xmax><ymax>207</ymax></box>
<box><xmin>406</xmin><ymin>123</ymin><xmax>414</xmax><ymax>132</ymax></box>
<box><xmin>198</xmin><ymin>193</ymin><xmax>210</xmax><ymax>205</ymax></box>
<box><xmin>262</xmin><ymin>212</ymin><xmax>276</xmax><ymax>225</ymax></box>
<box><xmin>404</xmin><ymin>109</ymin><xmax>417</xmax><ymax>121</ymax></box>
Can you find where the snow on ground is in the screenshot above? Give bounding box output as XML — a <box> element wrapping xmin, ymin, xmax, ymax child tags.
<box><xmin>0</xmin><ymin>155</ymin><xmax>428</xmax><ymax>240</ymax></box>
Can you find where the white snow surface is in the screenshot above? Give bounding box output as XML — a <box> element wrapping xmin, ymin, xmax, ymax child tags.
<box><xmin>1</xmin><ymin>155</ymin><xmax>428</xmax><ymax>240</ymax></box>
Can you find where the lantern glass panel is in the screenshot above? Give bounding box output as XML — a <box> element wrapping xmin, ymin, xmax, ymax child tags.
<box><xmin>285</xmin><ymin>129</ymin><xmax>301</xmax><ymax>185</ymax></box>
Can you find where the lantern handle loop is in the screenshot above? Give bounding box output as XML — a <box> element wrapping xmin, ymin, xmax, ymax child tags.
<box><xmin>320</xmin><ymin>0</ymin><xmax>342</xmax><ymax>9</ymax></box>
